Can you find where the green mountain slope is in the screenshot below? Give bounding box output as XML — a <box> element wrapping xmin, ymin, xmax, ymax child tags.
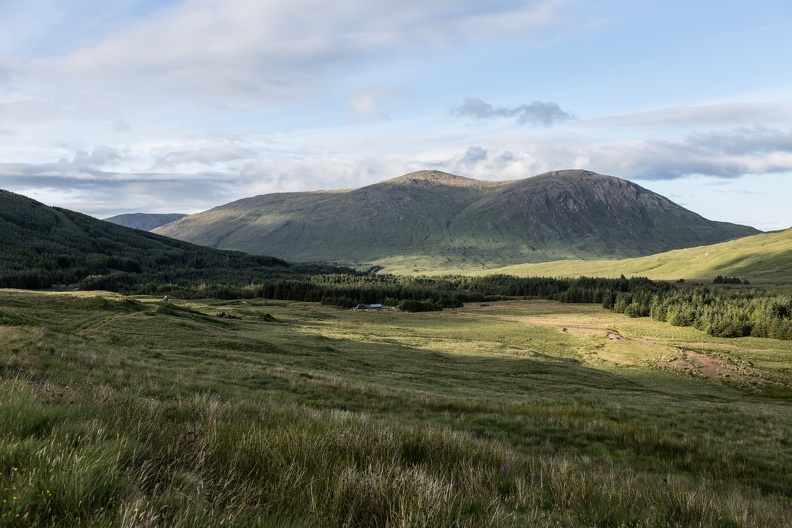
<box><xmin>154</xmin><ymin>172</ymin><xmax>504</xmax><ymax>269</ymax></box>
<box><xmin>154</xmin><ymin>170</ymin><xmax>759</xmax><ymax>273</ymax></box>
<box><xmin>0</xmin><ymin>188</ymin><xmax>308</xmax><ymax>290</ymax></box>
<box><xmin>485</xmin><ymin>228</ymin><xmax>792</xmax><ymax>286</ymax></box>
<box><xmin>451</xmin><ymin>171</ymin><xmax>757</xmax><ymax>262</ymax></box>
<box><xmin>104</xmin><ymin>212</ymin><xmax>187</xmax><ymax>231</ymax></box>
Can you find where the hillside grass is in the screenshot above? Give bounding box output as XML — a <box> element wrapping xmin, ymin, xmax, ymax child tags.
<box><xmin>474</xmin><ymin>228</ymin><xmax>792</xmax><ymax>287</ymax></box>
<box><xmin>1</xmin><ymin>290</ymin><xmax>791</xmax><ymax>526</ymax></box>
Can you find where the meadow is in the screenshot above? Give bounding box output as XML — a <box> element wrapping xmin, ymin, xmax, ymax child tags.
<box><xmin>1</xmin><ymin>290</ymin><xmax>791</xmax><ymax>526</ymax></box>
<box><xmin>482</xmin><ymin>228</ymin><xmax>792</xmax><ymax>288</ymax></box>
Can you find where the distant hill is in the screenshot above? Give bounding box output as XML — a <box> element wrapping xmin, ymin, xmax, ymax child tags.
<box><xmin>483</xmin><ymin>227</ymin><xmax>792</xmax><ymax>286</ymax></box>
<box><xmin>0</xmin><ymin>188</ymin><xmax>326</xmax><ymax>292</ymax></box>
<box><xmin>154</xmin><ymin>169</ymin><xmax>759</xmax><ymax>273</ymax></box>
<box><xmin>104</xmin><ymin>213</ymin><xmax>186</xmax><ymax>231</ymax></box>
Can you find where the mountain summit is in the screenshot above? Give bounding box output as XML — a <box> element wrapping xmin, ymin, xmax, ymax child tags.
<box><xmin>382</xmin><ymin>170</ymin><xmax>492</xmax><ymax>187</ymax></box>
<box><xmin>153</xmin><ymin>170</ymin><xmax>759</xmax><ymax>272</ymax></box>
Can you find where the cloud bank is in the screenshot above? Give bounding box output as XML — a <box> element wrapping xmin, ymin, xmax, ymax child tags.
<box><xmin>3</xmin><ymin>122</ymin><xmax>792</xmax><ymax>218</ymax></box>
<box><xmin>9</xmin><ymin>0</ymin><xmax>576</xmax><ymax>110</ymax></box>
<box><xmin>598</xmin><ymin>127</ymin><xmax>792</xmax><ymax>180</ymax></box>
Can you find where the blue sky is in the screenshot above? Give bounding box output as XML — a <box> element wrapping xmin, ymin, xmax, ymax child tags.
<box><xmin>1</xmin><ymin>0</ymin><xmax>791</xmax><ymax>230</ymax></box>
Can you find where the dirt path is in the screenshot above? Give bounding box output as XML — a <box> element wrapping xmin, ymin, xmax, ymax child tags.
<box><xmin>604</xmin><ymin>329</ymin><xmax>759</xmax><ymax>385</ymax></box>
<box><xmin>668</xmin><ymin>349</ymin><xmax>733</xmax><ymax>381</ymax></box>
<box><xmin>476</xmin><ymin>306</ymin><xmax>770</xmax><ymax>388</ymax></box>
<box><xmin>606</xmin><ymin>330</ymin><xmax>629</xmax><ymax>343</ymax></box>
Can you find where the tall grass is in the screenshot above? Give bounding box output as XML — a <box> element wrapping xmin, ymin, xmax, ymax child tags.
<box><xmin>4</xmin><ymin>381</ymin><xmax>789</xmax><ymax>527</ymax></box>
<box><xmin>1</xmin><ymin>291</ymin><xmax>791</xmax><ymax>526</ymax></box>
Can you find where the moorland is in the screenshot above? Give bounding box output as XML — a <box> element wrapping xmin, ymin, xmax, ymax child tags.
<box><xmin>486</xmin><ymin>227</ymin><xmax>792</xmax><ymax>288</ymax></box>
<box><xmin>1</xmin><ymin>291</ymin><xmax>791</xmax><ymax>526</ymax></box>
<box><xmin>2</xmin><ymin>181</ymin><xmax>792</xmax><ymax>526</ymax></box>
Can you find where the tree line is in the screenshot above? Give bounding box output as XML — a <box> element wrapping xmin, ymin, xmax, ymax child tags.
<box><xmin>608</xmin><ymin>285</ymin><xmax>792</xmax><ymax>340</ymax></box>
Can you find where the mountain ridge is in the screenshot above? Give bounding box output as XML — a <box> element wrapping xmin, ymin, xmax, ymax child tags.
<box><xmin>153</xmin><ymin>169</ymin><xmax>759</xmax><ymax>273</ymax></box>
<box><xmin>104</xmin><ymin>212</ymin><xmax>187</xmax><ymax>231</ymax></box>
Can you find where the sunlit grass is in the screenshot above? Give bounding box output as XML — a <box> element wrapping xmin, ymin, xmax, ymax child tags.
<box><xmin>1</xmin><ymin>290</ymin><xmax>791</xmax><ymax>526</ymax></box>
<box><xmin>480</xmin><ymin>228</ymin><xmax>792</xmax><ymax>287</ymax></box>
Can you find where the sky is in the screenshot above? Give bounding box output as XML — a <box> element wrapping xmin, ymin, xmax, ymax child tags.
<box><xmin>1</xmin><ymin>0</ymin><xmax>791</xmax><ymax>231</ymax></box>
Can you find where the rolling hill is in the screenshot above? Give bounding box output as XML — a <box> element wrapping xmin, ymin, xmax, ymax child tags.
<box><xmin>0</xmin><ymin>188</ymin><xmax>324</xmax><ymax>291</ymax></box>
<box><xmin>482</xmin><ymin>227</ymin><xmax>792</xmax><ymax>286</ymax></box>
<box><xmin>154</xmin><ymin>169</ymin><xmax>759</xmax><ymax>273</ymax></box>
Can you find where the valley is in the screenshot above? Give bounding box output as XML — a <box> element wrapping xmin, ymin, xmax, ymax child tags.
<box><xmin>1</xmin><ymin>176</ymin><xmax>791</xmax><ymax>526</ymax></box>
<box><xmin>5</xmin><ymin>2</ymin><xmax>791</xmax><ymax>526</ymax></box>
<box><xmin>1</xmin><ymin>290</ymin><xmax>790</xmax><ymax>526</ymax></box>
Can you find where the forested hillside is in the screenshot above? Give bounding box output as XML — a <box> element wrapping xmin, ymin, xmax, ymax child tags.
<box><xmin>0</xmin><ymin>189</ymin><xmax>314</xmax><ymax>291</ymax></box>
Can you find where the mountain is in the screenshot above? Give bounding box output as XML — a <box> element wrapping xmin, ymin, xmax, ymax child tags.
<box><xmin>485</xmin><ymin>227</ymin><xmax>792</xmax><ymax>286</ymax></box>
<box><xmin>104</xmin><ymin>213</ymin><xmax>187</xmax><ymax>231</ymax></box>
<box><xmin>0</xmin><ymin>188</ymin><xmax>317</xmax><ymax>291</ymax></box>
<box><xmin>154</xmin><ymin>170</ymin><xmax>759</xmax><ymax>273</ymax></box>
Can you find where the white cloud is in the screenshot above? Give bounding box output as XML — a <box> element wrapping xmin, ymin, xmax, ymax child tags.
<box><xmin>19</xmin><ymin>0</ymin><xmax>576</xmax><ymax>109</ymax></box>
<box><xmin>72</xmin><ymin>145</ymin><xmax>125</xmax><ymax>166</ymax></box>
<box><xmin>393</xmin><ymin>124</ymin><xmax>792</xmax><ymax>184</ymax></box>
<box><xmin>451</xmin><ymin>98</ymin><xmax>577</xmax><ymax>127</ymax></box>
<box><xmin>154</xmin><ymin>145</ymin><xmax>259</xmax><ymax>168</ymax></box>
<box><xmin>345</xmin><ymin>86</ymin><xmax>408</xmax><ymax>120</ymax></box>
<box><xmin>585</xmin><ymin>127</ymin><xmax>792</xmax><ymax>180</ymax></box>
<box><xmin>113</xmin><ymin>119</ymin><xmax>131</xmax><ymax>132</ymax></box>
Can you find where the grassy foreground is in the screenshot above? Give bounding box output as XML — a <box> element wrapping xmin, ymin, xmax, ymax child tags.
<box><xmin>1</xmin><ymin>290</ymin><xmax>791</xmax><ymax>526</ymax></box>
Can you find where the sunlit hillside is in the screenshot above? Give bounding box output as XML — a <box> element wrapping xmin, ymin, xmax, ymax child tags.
<box><xmin>483</xmin><ymin>228</ymin><xmax>792</xmax><ymax>286</ymax></box>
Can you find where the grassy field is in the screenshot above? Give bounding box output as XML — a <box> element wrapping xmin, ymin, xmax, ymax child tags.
<box><xmin>1</xmin><ymin>290</ymin><xmax>791</xmax><ymax>526</ymax></box>
<box><xmin>477</xmin><ymin>228</ymin><xmax>792</xmax><ymax>287</ymax></box>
